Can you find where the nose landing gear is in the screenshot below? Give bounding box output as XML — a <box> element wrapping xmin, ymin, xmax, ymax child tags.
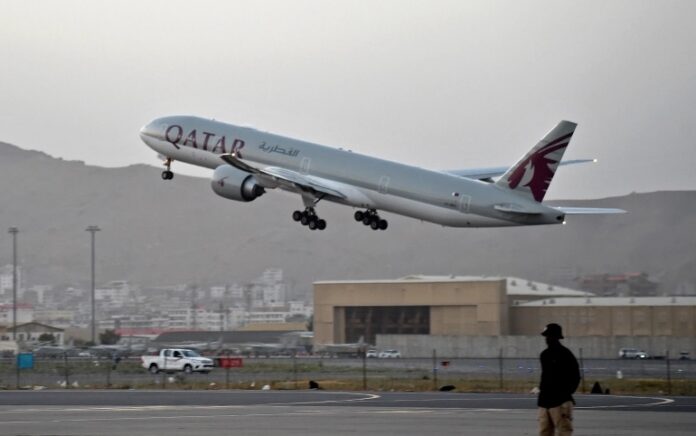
<box><xmin>292</xmin><ymin>208</ymin><xmax>327</xmax><ymax>231</ymax></box>
<box><xmin>354</xmin><ymin>209</ymin><xmax>388</xmax><ymax>231</ymax></box>
<box><xmin>161</xmin><ymin>158</ymin><xmax>174</xmax><ymax>180</ymax></box>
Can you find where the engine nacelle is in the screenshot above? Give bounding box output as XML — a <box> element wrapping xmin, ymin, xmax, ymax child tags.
<box><xmin>211</xmin><ymin>165</ymin><xmax>265</xmax><ymax>202</ymax></box>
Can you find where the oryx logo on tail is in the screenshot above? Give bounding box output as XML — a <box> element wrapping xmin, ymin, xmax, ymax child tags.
<box><xmin>496</xmin><ymin>121</ymin><xmax>576</xmax><ymax>203</ymax></box>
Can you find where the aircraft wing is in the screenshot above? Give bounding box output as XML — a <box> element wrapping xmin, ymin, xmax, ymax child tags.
<box><xmin>220</xmin><ymin>154</ymin><xmax>347</xmax><ymax>200</ymax></box>
<box><xmin>445</xmin><ymin>159</ymin><xmax>595</xmax><ymax>181</ymax></box>
<box><xmin>554</xmin><ymin>207</ymin><xmax>626</xmax><ymax>214</ymax></box>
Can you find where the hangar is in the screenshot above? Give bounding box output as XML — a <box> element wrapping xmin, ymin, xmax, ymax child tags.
<box><xmin>313</xmin><ymin>276</ymin><xmax>696</xmax><ymax>357</ymax></box>
<box><xmin>313</xmin><ymin>275</ymin><xmax>590</xmax><ymax>345</ymax></box>
<box><xmin>511</xmin><ymin>296</ymin><xmax>696</xmax><ymax>337</ymax></box>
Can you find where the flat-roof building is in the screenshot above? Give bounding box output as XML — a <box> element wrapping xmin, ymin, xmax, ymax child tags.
<box><xmin>315</xmin><ymin>276</ymin><xmax>509</xmax><ymax>345</ymax></box>
<box><xmin>511</xmin><ymin>296</ymin><xmax>696</xmax><ymax>337</ymax></box>
<box><xmin>314</xmin><ymin>276</ymin><xmax>696</xmax><ymax>357</ymax></box>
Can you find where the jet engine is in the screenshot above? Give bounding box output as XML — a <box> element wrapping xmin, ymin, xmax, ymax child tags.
<box><xmin>211</xmin><ymin>165</ymin><xmax>265</xmax><ymax>202</ymax></box>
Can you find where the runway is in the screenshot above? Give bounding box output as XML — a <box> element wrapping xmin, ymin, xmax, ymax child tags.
<box><xmin>0</xmin><ymin>390</ymin><xmax>694</xmax><ymax>435</ymax></box>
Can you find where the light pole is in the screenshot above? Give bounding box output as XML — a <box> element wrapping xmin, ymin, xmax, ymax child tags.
<box><xmin>8</xmin><ymin>227</ymin><xmax>18</xmax><ymax>340</ymax></box>
<box><xmin>86</xmin><ymin>225</ymin><xmax>100</xmax><ymax>344</ymax></box>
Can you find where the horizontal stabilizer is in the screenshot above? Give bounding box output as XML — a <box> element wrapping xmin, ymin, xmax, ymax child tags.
<box><xmin>446</xmin><ymin>159</ymin><xmax>595</xmax><ymax>182</ymax></box>
<box><xmin>555</xmin><ymin>207</ymin><xmax>626</xmax><ymax>215</ymax></box>
<box><xmin>493</xmin><ymin>204</ymin><xmax>542</xmax><ymax>214</ymax></box>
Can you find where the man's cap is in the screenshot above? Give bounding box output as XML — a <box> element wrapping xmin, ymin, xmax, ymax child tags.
<box><xmin>541</xmin><ymin>323</ymin><xmax>564</xmax><ymax>339</ymax></box>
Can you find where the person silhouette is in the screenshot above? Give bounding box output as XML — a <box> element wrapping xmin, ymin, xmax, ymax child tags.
<box><xmin>537</xmin><ymin>323</ymin><xmax>581</xmax><ymax>436</ymax></box>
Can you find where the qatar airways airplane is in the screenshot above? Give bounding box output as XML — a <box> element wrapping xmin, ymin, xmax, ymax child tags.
<box><xmin>139</xmin><ymin>116</ymin><xmax>624</xmax><ymax>231</ymax></box>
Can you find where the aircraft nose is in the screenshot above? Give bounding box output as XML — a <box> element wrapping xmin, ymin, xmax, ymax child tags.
<box><xmin>139</xmin><ymin>120</ymin><xmax>161</xmax><ymax>140</ymax></box>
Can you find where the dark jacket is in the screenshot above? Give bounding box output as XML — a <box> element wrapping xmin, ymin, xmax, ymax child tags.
<box><xmin>538</xmin><ymin>342</ymin><xmax>581</xmax><ymax>408</ymax></box>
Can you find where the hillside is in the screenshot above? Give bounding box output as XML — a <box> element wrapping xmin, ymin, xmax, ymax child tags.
<box><xmin>1</xmin><ymin>141</ymin><xmax>694</xmax><ymax>297</ymax></box>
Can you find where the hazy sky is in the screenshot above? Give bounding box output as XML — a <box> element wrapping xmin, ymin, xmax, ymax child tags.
<box><xmin>1</xmin><ymin>0</ymin><xmax>694</xmax><ymax>199</ymax></box>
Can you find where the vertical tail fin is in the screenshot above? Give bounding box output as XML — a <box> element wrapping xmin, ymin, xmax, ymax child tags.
<box><xmin>495</xmin><ymin>121</ymin><xmax>577</xmax><ymax>202</ymax></box>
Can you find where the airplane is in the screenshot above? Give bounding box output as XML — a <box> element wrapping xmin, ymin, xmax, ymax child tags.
<box><xmin>139</xmin><ymin>116</ymin><xmax>624</xmax><ymax>231</ymax></box>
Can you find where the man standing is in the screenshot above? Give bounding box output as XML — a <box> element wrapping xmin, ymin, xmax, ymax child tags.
<box><xmin>538</xmin><ymin>323</ymin><xmax>581</xmax><ymax>436</ymax></box>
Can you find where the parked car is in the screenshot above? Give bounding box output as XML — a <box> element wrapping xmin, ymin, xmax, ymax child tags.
<box><xmin>378</xmin><ymin>349</ymin><xmax>401</xmax><ymax>358</ymax></box>
<box><xmin>619</xmin><ymin>348</ymin><xmax>650</xmax><ymax>359</ymax></box>
<box><xmin>141</xmin><ymin>348</ymin><xmax>214</xmax><ymax>374</ymax></box>
<box><xmin>366</xmin><ymin>349</ymin><xmax>378</xmax><ymax>358</ymax></box>
<box><xmin>33</xmin><ymin>346</ymin><xmax>67</xmax><ymax>358</ymax></box>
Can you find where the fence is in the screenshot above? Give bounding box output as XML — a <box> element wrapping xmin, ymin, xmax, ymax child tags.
<box><xmin>0</xmin><ymin>353</ymin><xmax>693</xmax><ymax>395</ymax></box>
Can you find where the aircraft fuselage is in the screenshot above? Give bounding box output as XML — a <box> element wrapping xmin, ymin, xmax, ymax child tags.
<box><xmin>140</xmin><ymin>116</ymin><xmax>565</xmax><ymax>228</ymax></box>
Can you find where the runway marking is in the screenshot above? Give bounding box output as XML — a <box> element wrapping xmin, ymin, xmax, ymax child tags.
<box><xmin>381</xmin><ymin>394</ymin><xmax>674</xmax><ymax>410</ymax></box>
<box><xmin>0</xmin><ymin>406</ymin><xmax>529</xmax><ymax>425</ymax></box>
<box><xmin>0</xmin><ymin>392</ymin><xmax>675</xmax><ymax>416</ymax></box>
<box><xmin>265</xmin><ymin>392</ymin><xmax>380</xmax><ymax>406</ymax></box>
<box><xmin>370</xmin><ymin>409</ymin><xmax>435</xmax><ymax>414</ymax></box>
<box><xmin>0</xmin><ymin>392</ymin><xmax>381</xmax><ymax>415</ymax></box>
<box><xmin>575</xmin><ymin>395</ymin><xmax>674</xmax><ymax>409</ymax></box>
<box><xmin>389</xmin><ymin>396</ymin><xmax>535</xmax><ymax>403</ymax></box>
<box><xmin>0</xmin><ymin>409</ymin><xmax>350</xmax><ymax>425</ymax></box>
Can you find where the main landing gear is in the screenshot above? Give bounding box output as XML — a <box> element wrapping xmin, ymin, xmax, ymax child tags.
<box><xmin>161</xmin><ymin>158</ymin><xmax>174</xmax><ymax>180</ymax></box>
<box><xmin>292</xmin><ymin>208</ymin><xmax>327</xmax><ymax>231</ymax></box>
<box><xmin>354</xmin><ymin>209</ymin><xmax>388</xmax><ymax>231</ymax></box>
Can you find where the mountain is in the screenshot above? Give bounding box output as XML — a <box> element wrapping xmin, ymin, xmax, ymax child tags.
<box><xmin>1</xmin><ymin>141</ymin><xmax>694</xmax><ymax>297</ymax></box>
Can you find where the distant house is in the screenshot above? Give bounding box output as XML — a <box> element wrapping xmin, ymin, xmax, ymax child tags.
<box><xmin>9</xmin><ymin>322</ymin><xmax>64</xmax><ymax>346</ymax></box>
<box><xmin>576</xmin><ymin>272</ymin><xmax>659</xmax><ymax>296</ymax></box>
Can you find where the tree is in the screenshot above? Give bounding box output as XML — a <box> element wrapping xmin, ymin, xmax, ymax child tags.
<box><xmin>38</xmin><ymin>333</ymin><xmax>56</xmax><ymax>344</ymax></box>
<box><xmin>99</xmin><ymin>329</ymin><xmax>121</xmax><ymax>345</ymax></box>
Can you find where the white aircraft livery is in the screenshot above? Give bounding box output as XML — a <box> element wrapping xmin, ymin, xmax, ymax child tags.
<box><xmin>139</xmin><ymin>116</ymin><xmax>624</xmax><ymax>231</ymax></box>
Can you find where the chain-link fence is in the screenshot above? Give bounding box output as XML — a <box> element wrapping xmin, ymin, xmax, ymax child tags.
<box><xmin>1</xmin><ymin>354</ymin><xmax>694</xmax><ymax>394</ymax></box>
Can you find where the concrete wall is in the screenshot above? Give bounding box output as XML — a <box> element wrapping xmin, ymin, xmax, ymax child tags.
<box><xmin>377</xmin><ymin>334</ymin><xmax>696</xmax><ymax>359</ymax></box>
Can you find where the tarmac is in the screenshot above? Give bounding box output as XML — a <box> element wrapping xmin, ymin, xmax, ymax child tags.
<box><xmin>0</xmin><ymin>390</ymin><xmax>694</xmax><ymax>435</ymax></box>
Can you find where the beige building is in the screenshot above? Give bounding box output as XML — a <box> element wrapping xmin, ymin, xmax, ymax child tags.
<box><xmin>511</xmin><ymin>297</ymin><xmax>696</xmax><ymax>337</ymax></box>
<box><xmin>314</xmin><ymin>276</ymin><xmax>696</xmax><ymax>350</ymax></box>
<box><xmin>8</xmin><ymin>322</ymin><xmax>65</xmax><ymax>346</ymax></box>
<box><xmin>314</xmin><ymin>277</ymin><xmax>509</xmax><ymax>345</ymax></box>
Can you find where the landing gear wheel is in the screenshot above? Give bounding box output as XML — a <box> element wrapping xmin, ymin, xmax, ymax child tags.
<box><xmin>294</xmin><ymin>206</ymin><xmax>327</xmax><ymax>231</ymax></box>
<box><xmin>356</xmin><ymin>209</ymin><xmax>387</xmax><ymax>231</ymax></box>
<box><xmin>161</xmin><ymin>158</ymin><xmax>174</xmax><ymax>180</ymax></box>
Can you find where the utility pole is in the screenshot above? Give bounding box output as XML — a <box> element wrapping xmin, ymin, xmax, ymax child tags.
<box><xmin>86</xmin><ymin>226</ymin><xmax>100</xmax><ymax>344</ymax></box>
<box><xmin>190</xmin><ymin>285</ymin><xmax>197</xmax><ymax>330</ymax></box>
<box><xmin>8</xmin><ymin>227</ymin><xmax>18</xmax><ymax>340</ymax></box>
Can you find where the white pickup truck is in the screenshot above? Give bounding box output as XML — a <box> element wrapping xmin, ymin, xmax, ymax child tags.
<box><xmin>141</xmin><ymin>348</ymin><xmax>214</xmax><ymax>374</ymax></box>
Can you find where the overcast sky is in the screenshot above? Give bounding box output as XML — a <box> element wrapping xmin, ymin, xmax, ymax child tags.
<box><xmin>1</xmin><ymin>0</ymin><xmax>694</xmax><ymax>199</ymax></box>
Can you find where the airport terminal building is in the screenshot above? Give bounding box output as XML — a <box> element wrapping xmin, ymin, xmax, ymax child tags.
<box><xmin>313</xmin><ymin>276</ymin><xmax>696</xmax><ymax>358</ymax></box>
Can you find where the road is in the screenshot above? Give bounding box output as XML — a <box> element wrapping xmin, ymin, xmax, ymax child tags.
<box><xmin>0</xmin><ymin>390</ymin><xmax>694</xmax><ymax>435</ymax></box>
